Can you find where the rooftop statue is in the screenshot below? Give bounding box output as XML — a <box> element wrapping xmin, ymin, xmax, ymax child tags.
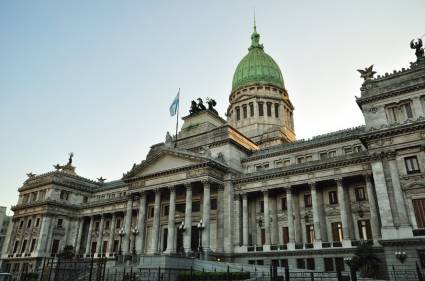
<box><xmin>410</xmin><ymin>38</ymin><xmax>424</xmax><ymax>60</ymax></box>
<box><xmin>357</xmin><ymin>65</ymin><xmax>377</xmax><ymax>81</ymax></box>
<box><xmin>53</xmin><ymin>152</ymin><xmax>76</xmax><ymax>174</ymax></box>
<box><xmin>97</xmin><ymin>177</ymin><xmax>106</xmax><ymax>184</ymax></box>
<box><xmin>26</xmin><ymin>172</ymin><xmax>36</xmax><ymax>178</ymax></box>
<box><xmin>188</xmin><ymin>97</ymin><xmax>218</xmax><ymax>116</ymax></box>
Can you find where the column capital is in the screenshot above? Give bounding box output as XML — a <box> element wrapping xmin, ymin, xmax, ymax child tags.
<box><xmin>201</xmin><ymin>180</ymin><xmax>210</xmax><ymax>187</ymax></box>
<box><xmin>262</xmin><ymin>189</ymin><xmax>269</xmax><ymax>195</ymax></box>
<box><xmin>184</xmin><ymin>183</ymin><xmax>192</xmax><ymax>190</ymax></box>
<box><xmin>241</xmin><ymin>193</ymin><xmax>248</xmax><ymax>200</ymax></box>
<box><xmin>384</xmin><ymin>150</ymin><xmax>397</xmax><ymax>161</ymax></box>
<box><xmin>168</xmin><ymin>186</ymin><xmax>176</xmax><ymax>192</ymax></box>
<box><xmin>335</xmin><ymin>177</ymin><xmax>343</xmax><ymax>186</ymax></box>
<box><xmin>153</xmin><ymin>188</ymin><xmax>161</xmax><ymax>194</ymax></box>
<box><xmin>363</xmin><ymin>173</ymin><xmax>373</xmax><ymax>183</ymax></box>
<box><xmin>217</xmin><ymin>185</ymin><xmax>225</xmax><ymax>191</ymax></box>
<box><xmin>308</xmin><ymin>182</ymin><xmax>317</xmax><ymax>189</ymax></box>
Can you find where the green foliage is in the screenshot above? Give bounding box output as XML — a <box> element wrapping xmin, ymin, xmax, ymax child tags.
<box><xmin>351</xmin><ymin>241</ymin><xmax>380</xmax><ymax>278</ymax></box>
<box><xmin>177</xmin><ymin>271</ymin><xmax>250</xmax><ymax>281</ymax></box>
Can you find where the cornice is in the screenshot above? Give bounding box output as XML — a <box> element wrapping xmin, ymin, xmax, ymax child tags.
<box><xmin>235</xmin><ymin>151</ymin><xmax>370</xmax><ymax>184</ymax></box>
<box><xmin>360</xmin><ymin>119</ymin><xmax>425</xmax><ymax>141</ymax></box>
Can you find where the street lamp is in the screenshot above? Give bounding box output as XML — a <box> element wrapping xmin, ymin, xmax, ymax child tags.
<box><xmin>131</xmin><ymin>226</ymin><xmax>139</xmax><ymax>255</ymax></box>
<box><xmin>395</xmin><ymin>251</ymin><xmax>407</xmax><ymax>264</ymax></box>
<box><xmin>118</xmin><ymin>227</ymin><xmax>125</xmax><ymax>256</ymax></box>
<box><xmin>178</xmin><ymin>221</ymin><xmax>185</xmax><ymax>255</ymax></box>
<box><xmin>197</xmin><ymin>219</ymin><xmax>204</xmax><ymax>258</ymax></box>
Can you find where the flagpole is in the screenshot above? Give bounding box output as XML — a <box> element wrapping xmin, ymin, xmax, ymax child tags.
<box><xmin>174</xmin><ymin>88</ymin><xmax>180</xmax><ymax>148</ymax></box>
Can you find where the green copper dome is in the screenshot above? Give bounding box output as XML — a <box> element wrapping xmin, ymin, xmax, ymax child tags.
<box><xmin>232</xmin><ymin>26</ymin><xmax>285</xmax><ymax>92</ymax></box>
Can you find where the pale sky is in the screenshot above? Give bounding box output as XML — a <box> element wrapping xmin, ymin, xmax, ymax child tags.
<box><xmin>1</xmin><ymin>0</ymin><xmax>424</xmax><ymax>212</ymax></box>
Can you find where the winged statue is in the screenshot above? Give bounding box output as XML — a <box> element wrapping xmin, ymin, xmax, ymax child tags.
<box><xmin>357</xmin><ymin>65</ymin><xmax>377</xmax><ymax>81</ymax></box>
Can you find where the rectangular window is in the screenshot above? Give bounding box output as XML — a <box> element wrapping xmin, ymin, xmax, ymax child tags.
<box><xmin>306</xmin><ymin>258</ymin><xmax>315</xmax><ymax>270</ymax></box>
<box><xmin>331</xmin><ymin>222</ymin><xmax>343</xmax><ymax>241</ymax></box>
<box><xmin>283</xmin><ymin>159</ymin><xmax>290</xmax><ymax>166</ymax></box>
<box><xmin>260</xmin><ymin>201</ymin><xmax>264</xmax><ymax>213</ymax></box>
<box><xmin>404</xmin><ymin>103</ymin><xmax>413</xmax><ymax>118</ymax></box>
<box><xmin>263</xmin><ymin>163</ymin><xmax>269</xmax><ymax>169</ymax></box>
<box><xmin>275</xmin><ymin>160</ymin><xmax>283</xmax><ymax>168</ymax></box>
<box><xmin>27</xmin><ymin>219</ymin><xmax>32</xmax><ymax>228</ymax></box>
<box><xmin>163</xmin><ymin>205</ymin><xmax>169</xmax><ymax>217</ymax></box>
<box><xmin>51</xmin><ymin>239</ymin><xmax>60</xmax><ymax>255</ymax></box>
<box><xmin>13</xmin><ymin>241</ymin><xmax>19</xmax><ymax>254</ymax></box>
<box><xmin>255</xmin><ymin>165</ymin><xmax>263</xmax><ymax>171</ymax></box>
<box><xmin>281</xmin><ymin>197</ymin><xmax>287</xmax><ymax>210</ymax></box>
<box><xmin>57</xmin><ymin>219</ymin><xmax>63</xmax><ymax>228</ymax></box>
<box><xmin>319</xmin><ymin>152</ymin><xmax>328</xmax><ymax>160</ymax></box>
<box><xmin>20</xmin><ymin>240</ymin><xmax>27</xmax><ymax>254</ymax></box>
<box><xmin>306</xmin><ymin>225</ymin><xmax>315</xmax><ymax>243</ymax></box>
<box><xmin>258</xmin><ymin>102</ymin><xmax>264</xmax><ymax>116</ymax></box>
<box><xmin>249</xmin><ymin>103</ymin><xmax>254</xmax><ymax>117</ymax></box>
<box><xmin>328</xmin><ymin>150</ymin><xmax>336</xmax><ymax>158</ymax></box>
<box><xmin>282</xmin><ymin>227</ymin><xmax>289</xmax><ymax>244</ymax></box>
<box><xmin>30</xmin><ymin>239</ymin><xmax>36</xmax><ymax>252</ymax></box>
<box><xmin>236</xmin><ymin>107</ymin><xmax>240</xmax><ymax>121</ymax></box>
<box><xmin>280</xmin><ymin>259</ymin><xmax>288</xmax><ymax>268</ymax></box>
<box><xmin>148</xmin><ymin>207</ymin><xmax>155</xmax><ymax>218</ymax></box>
<box><xmin>105</xmin><ymin>220</ymin><xmax>110</xmax><ymax>230</ymax></box>
<box><xmin>418</xmin><ymin>250</ymin><xmax>425</xmax><ymax>269</ymax></box>
<box><xmin>304</xmin><ymin>194</ymin><xmax>312</xmax><ymax>207</ymax></box>
<box><xmin>113</xmin><ymin>240</ymin><xmax>119</xmax><ymax>253</ymax></box>
<box><xmin>328</xmin><ymin>191</ymin><xmax>338</xmax><ymax>205</ymax></box>
<box><xmin>242</xmin><ymin>105</ymin><xmax>247</xmax><ymax>119</ymax></box>
<box><xmin>324</xmin><ymin>258</ymin><xmax>334</xmax><ymax>272</ymax></box>
<box><xmin>355</xmin><ymin>187</ymin><xmax>366</xmax><ymax>201</ymax></box>
<box><xmin>267</xmin><ymin>102</ymin><xmax>272</xmax><ymax>116</ymax></box>
<box><xmin>344</xmin><ymin>147</ymin><xmax>353</xmax><ymax>155</ymax></box>
<box><xmin>413</xmin><ymin>198</ymin><xmax>425</xmax><ymax>228</ymax></box>
<box><xmin>297</xmin><ymin>157</ymin><xmax>304</xmax><ymax>164</ymax></box>
<box><xmin>296</xmin><ymin>259</ymin><xmax>305</xmax><ymax>269</ymax></box>
<box><xmin>211</xmin><ymin>198</ymin><xmax>217</xmax><ymax>210</ymax></box>
<box><xmin>305</xmin><ymin>155</ymin><xmax>312</xmax><ymax>162</ymax></box>
<box><xmin>357</xmin><ymin>220</ymin><xmax>372</xmax><ymax>240</ymax></box>
<box><xmin>335</xmin><ymin>257</ymin><xmax>345</xmax><ymax>271</ymax></box>
<box><xmin>116</xmin><ymin>218</ymin><xmax>122</xmax><ymax>229</ymax></box>
<box><xmin>19</xmin><ymin>220</ymin><xmax>24</xmax><ymax>229</ymax></box>
<box><xmin>405</xmin><ymin>156</ymin><xmax>420</xmax><ymax>174</ymax></box>
<box><xmin>274</xmin><ymin>103</ymin><xmax>279</xmax><ymax>117</ymax></box>
<box><xmin>192</xmin><ymin>202</ymin><xmax>201</xmax><ymax>212</ymax></box>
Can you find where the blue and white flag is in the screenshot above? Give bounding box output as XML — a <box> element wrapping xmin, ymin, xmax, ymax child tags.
<box><xmin>169</xmin><ymin>90</ymin><xmax>180</xmax><ymax>116</ymax></box>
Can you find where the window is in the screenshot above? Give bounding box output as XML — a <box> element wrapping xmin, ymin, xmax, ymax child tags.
<box><xmin>331</xmin><ymin>222</ymin><xmax>343</xmax><ymax>241</ymax></box>
<box><xmin>263</xmin><ymin>163</ymin><xmax>269</xmax><ymax>169</ymax></box>
<box><xmin>116</xmin><ymin>218</ymin><xmax>122</xmax><ymax>229</ymax></box>
<box><xmin>353</xmin><ymin>145</ymin><xmax>362</xmax><ymax>152</ymax></box>
<box><xmin>413</xmin><ymin>198</ymin><xmax>425</xmax><ymax>228</ymax></box>
<box><xmin>242</xmin><ymin>105</ymin><xmax>247</xmax><ymax>119</ymax></box>
<box><xmin>192</xmin><ymin>202</ymin><xmax>201</xmax><ymax>212</ymax></box>
<box><xmin>335</xmin><ymin>258</ymin><xmax>345</xmax><ymax>271</ymax></box>
<box><xmin>35</xmin><ymin>218</ymin><xmax>40</xmax><ymax>227</ymax></box>
<box><xmin>358</xmin><ymin>220</ymin><xmax>372</xmax><ymax>240</ymax></box>
<box><xmin>94</xmin><ymin>221</ymin><xmax>99</xmax><ymax>231</ymax></box>
<box><xmin>255</xmin><ymin>165</ymin><xmax>263</xmax><ymax>172</ymax></box>
<box><xmin>148</xmin><ymin>207</ymin><xmax>155</xmax><ymax>218</ymax></box>
<box><xmin>266</xmin><ymin>102</ymin><xmax>272</xmax><ymax>117</ymax></box>
<box><xmin>297</xmin><ymin>157</ymin><xmax>305</xmax><ymax>164</ymax></box>
<box><xmin>249</xmin><ymin>103</ymin><xmax>254</xmax><ymax>117</ymax></box>
<box><xmin>387</xmin><ymin>101</ymin><xmax>414</xmax><ymax>123</ymax></box>
<box><xmin>260</xmin><ymin>201</ymin><xmax>264</xmax><ymax>213</ymax></box>
<box><xmin>20</xmin><ymin>240</ymin><xmax>27</xmax><ymax>254</ymax></box>
<box><xmin>404</xmin><ymin>103</ymin><xmax>413</xmax><ymax>118</ymax></box>
<box><xmin>60</xmin><ymin>191</ymin><xmax>69</xmax><ymax>200</ymax></box>
<box><xmin>418</xmin><ymin>250</ymin><xmax>425</xmax><ymax>269</ymax></box>
<box><xmin>19</xmin><ymin>220</ymin><xmax>24</xmax><ymax>229</ymax></box>
<box><xmin>319</xmin><ymin>152</ymin><xmax>328</xmax><ymax>160</ymax></box>
<box><xmin>306</xmin><ymin>258</ymin><xmax>315</xmax><ymax>270</ymax></box>
<box><xmin>211</xmin><ymin>198</ymin><xmax>217</xmax><ymax>210</ymax></box>
<box><xmin>281</xmin><ymin>197</ymin><xmax>287</xmax><ymax>210</ymax></box>
<box><xmin>328</xmin><ymin>150</ymin><xmax>336</xmax><ymax>158</ymax></box>
<box><xmin>306</xmin><ymin>225</ymin><xmax>315</xmax><ymax>243</ymax></box>
<box><xmin>236</xmin><ymin>107</ymin><xmax>240</xmax><ymax>121</ymax></box>
<box><xmin>51</xmin><ymin>240</ymin><xmax>60</xmax><ymax>255</ymax></box>
<box><xmin>324</xmin><ymin>258</ymin><xmax>334</xmax><ymax>272</ymax></box>
<box><xmin>329</xmin><ymin>191</ymin><xmax>338</xmax><ymax>205</ymax></box>
<box><xmin>296</xmin><ymin>259</ymin><xmax>305</xmax><ymax>269</ymax></box>
<box><xmin>13</xmin><ymin>241</ymin><xmax>19</xmax><ymax>254</ymax></box>
<box><xmin>27</xmin><ymin>219</ymin><xmax>32</xmax><ymax>228</ymax></box>
<box><xmin>274</xmin><ymin>103</ymin><xmax>279</xmax><ymax>117</ymax></box>
<box><xmin>344</xmin><ymin>147</ymin><xmax>353</xmax><ymax>155</ymax></box>
<box><xmin>163</xmin><ymin>205</ymin><xmax>169</xmax><ymax>217</ymax></box>
<box><xmin>105</xmin><ymin>220</ymin><xmax>110</xmax><ymax>230</ymax></box>
<box><xmin>257</xmin><ymin>260</ymin><xmax>264</xmax><ymax>265</ymax></box>
<box><xmin>258</xmin><ymin>102</ymin><xmax>264</xmax><ymax>116</ymax></box>
<box><xmin>355</xmin><ymin>187</ymin><xmax>366</xmax><ymax>201</ymax></box>
<box><xmin>405</xmin><ymin>156</ymin><xmax>420</xmax><ymax>174</ymax></box>
<box><xmin>304</xmin><ymin>194</ymin><xmax>312</xmax><ymax>207</ymax></box>
<box><xmin>283</xmin><ymin>159</ymin><xmax>290</xmax><ymax>166</ymax></box>
<box><xmin>113</xmin><ymin>240</ymin><xmax>119</xmax><ymax>253</ymax></box>
<box><xmin>280</xmin><ymin>259</ymin><xmax>288</xmax><ymax>268</ymax></box>
<box><xmin>83</xmin><ymin>196</ymin><xmax>88</xmax><ymax>203</ymax></box>
<box><xmin>305</xmin><ymin>155</ymin><xmax>312</xmax><ymax>162</ymax></box>
<box><xmin>282</xmin><ymin>227</ymin><xmax>289</xmax><ymax>244</ymax></box>
<box><xmin>56</xmin><ymin>219</ymin><xmax>63</xmax><ymax>228</ymax></box>
<box><xmin>30</xmin><ymin>239</ymin><xmax>36</xmax><ymax>252</ymax></box>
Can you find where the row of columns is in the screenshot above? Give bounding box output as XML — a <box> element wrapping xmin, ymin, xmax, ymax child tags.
<box><xmin>239</xmin><ymin>175</ymin><xmax>381</xmax><ymax>248</ymax></box>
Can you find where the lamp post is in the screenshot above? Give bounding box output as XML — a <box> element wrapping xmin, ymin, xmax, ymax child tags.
<box><xmin>131</xmin><ymin>226</ymin><xmax>139</xmax><ymax>255</ymax></box>
<box><xmin>118</xmin><ymin>227</ymin><xmax>125</xmax><ymax>256</ymax></box>
<box><xmin>197</xmin><ymin>219</ymin><xmax>204</xmax><ymax>259</ymax></box>
<box><xmin>395</xmin><ymin>251</ymin><xmax>407</xmax><ymax>264</ymax></box>
<box><xmin>344</xmin><ymin>257</ymin><xmax>357</xmax><ymax>281</ymax></box>
<box><xmin>178</xmin><ymin>220</ymin><xmax>185</xmax><ymax>255</ymax></box>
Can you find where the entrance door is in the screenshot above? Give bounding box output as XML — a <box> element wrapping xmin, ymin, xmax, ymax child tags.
<box><xmin>191</xmin><ymin>226</ymin><xmax>199</xmax><ymax>253</ymax></box>
<box><xmin>163</xmin><ymin>228</ymin><xmax>168</xmax><ymax>252</ymax></box>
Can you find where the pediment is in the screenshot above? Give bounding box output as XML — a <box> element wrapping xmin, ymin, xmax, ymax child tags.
<box><xmin>138</xmin><ymin>154</ymin><xmax>201</xmax><ymax>176</ymax></box>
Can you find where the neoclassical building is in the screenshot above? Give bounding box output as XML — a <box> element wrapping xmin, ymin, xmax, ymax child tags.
<box><xmin>2</xmin><ymin>26</ymin><xmax>425</xmax><ymax>277</ymax></box>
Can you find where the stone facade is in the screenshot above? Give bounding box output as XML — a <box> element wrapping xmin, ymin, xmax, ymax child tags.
<box><xmin>2</xmin><ymin>27</ymin><xmax>425</xmax><ymax>279</ymax></box>
<box><xmin>0</xmin><ymin>207</ymin><xmax>11</xmax><ymax>258</ymax></box>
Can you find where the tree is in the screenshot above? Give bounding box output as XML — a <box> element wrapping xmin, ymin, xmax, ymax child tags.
<box><xmin>351</xmin><ymin>241</ymin><xmax>380</xmax><ymax>278</ymax></box>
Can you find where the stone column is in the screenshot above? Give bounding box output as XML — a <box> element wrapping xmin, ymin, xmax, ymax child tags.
<box><xmin>183</xmin><ymin>184</ymin><xmax>192</xmax><ymax>255</ymax></box>
<box><xmin>270</xmin><ymin>196</ymin><xmax>279</xmax><ymax>245</ymax></box>
<box><xmin>371</xmin><ymin>157</ymin><xmax>396</xmax><ymax>239</ymax></box>
<box><xmin>263</xmin><ymin>190</ymin><xmax>271</xmax><ymax>246</ymax></box>
<box><xmin>293</xmin><ymin>192</ymin><xmax>302</xmax><ymax>243</ymax></box>
<box><xmin>234</xmin><ymin>195</ymin><xmax>241</xmax><ymax>246</ymax></box>
<box><xmin>202</xmin><ymin>181</ymin><xmax>211</xmax><ymax>252</ymax></box>
<box><xmin>108</xmin><ymin>213</ymin><xmax>116</xmax><ymax>255</ymax></box>
<box><xmin>387</xmin><ymin>153</ymin><xmax>410</xmax><ymax>225</ymax></box>
<box><xmin>309</xmin><ymin>183</ymin><xmax>322</xmax><ymax>244</ymax></box>
<box><xmin>165</xmin><ymin>187</ymin><xmax>176</xmax><ymax>254</ymax></box>
<box><xmin>122</xmin><ymin>198</ymin><xmax>133</xmax><ymax>255</ymax></box>
<box><xmin>364</xmin><ymin>174</ymin><xmax>381</xmax><ymax>239</ymax></box>
<box><xmin>84</xmin><ymin>216</ymin><xmax>94</xmax><ymax>256</ymax></box>
<box><xmin>286</xmin><ymin>188</ymin><xmax>295</xmax><ymax>247</ymax></box>
<box><xmin>149</xmin><ymin>189</ymin><xmax>161</xmax><ymax>254</ymax></box>
<box><xmin>223</xmin><ymin>177</ymin><xmax>234</xmax><ymax>253</ymax></box>
<box><xmin>336</xmin><ymin>178</ymin><xmax>351</xmax><ymax>242</ymax></box>
<box><xmin>75</xmin><ymin>217</ymin><xmax>85</xmax><ymax>255</ymax></box>
<box><xmin>136</xmin><ymin>193</ymin><xmax>146</xmax><ymax>254</ymax></box>
<box><xmin>242</xmin><ymin>193</ymin><xmax>249</xmax><ymax>246</ymax></box>
<box><xmin>96</xmin><ymin>215</ymin><xmax>105</xmax><ymax>256</ymax></box>
<box><xmin>216</xmin><ymin>185</ymin><xmax>225</xmax><ymax>253</ymax></box>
